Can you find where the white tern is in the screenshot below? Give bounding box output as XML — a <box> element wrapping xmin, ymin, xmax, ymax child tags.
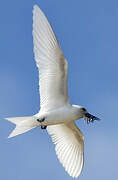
<box><xmin>6</xmin><ymin>5</ymin><xmax>100</xmax><ymax>178</ymax></box>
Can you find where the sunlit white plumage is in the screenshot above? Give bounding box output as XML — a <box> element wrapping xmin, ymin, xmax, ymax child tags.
<box><xmin>47</xmin><ymin>122</ymin><xmax>84</xmax><ymax>178</ymax></box>
<box><xmin>6</xmin><ymin>4</ymin><xmax>99</xmax><ymax>178</ymax></box>
<box><xmin>33</xmin><ymin>5</ymin><xmax>69</xmax><ymax>112</ymax></box>
<box><xmin>32</xmin><ymin>6</ymin><xmax>84</xmax><ymax>177</ymax></box>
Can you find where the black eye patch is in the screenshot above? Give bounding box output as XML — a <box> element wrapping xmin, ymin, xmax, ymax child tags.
<box><xmin>81</xmin><ymin>108</ymin><xmax>86</xmax><ymax>112</ymax></box>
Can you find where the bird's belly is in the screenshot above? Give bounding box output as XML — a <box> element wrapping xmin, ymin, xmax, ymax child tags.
<box><xmin>41</xmin><ymin>105</ymin><xmax>79</xmax><ymax>126</ymax></box>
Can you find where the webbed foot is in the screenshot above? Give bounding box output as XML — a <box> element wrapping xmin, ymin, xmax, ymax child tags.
<box><xmin>37</xmin><ymin>117</ymin><xmax>45</xmax><ymax>123</ymax></box>
<box><xmin>41</xmin><ymin>126</ymin><xmax>47</xmax><ymax>129</ymax></box>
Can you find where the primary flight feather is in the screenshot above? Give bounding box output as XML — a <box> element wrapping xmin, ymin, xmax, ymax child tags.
<box><xmin>6</xmin><ymin>5</ymin><xmax>100</xmax><ymax>178</ymax></box>
<box><xmin>33</xmin><ymin>5</ymin><xmax>69</xmax><ymax>111</ymax></box>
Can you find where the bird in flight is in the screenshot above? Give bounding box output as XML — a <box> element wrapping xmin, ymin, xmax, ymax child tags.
<box><xmin>6</xmin><ymin>5</ymin><xmax>100</xmax><ymax>178</ymax></box>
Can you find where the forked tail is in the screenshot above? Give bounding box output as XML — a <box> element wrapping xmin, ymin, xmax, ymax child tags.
<box><xmin>5</xmin><ymin>116</ymin><xmax>38</xmax><ymax>138</ymax></box>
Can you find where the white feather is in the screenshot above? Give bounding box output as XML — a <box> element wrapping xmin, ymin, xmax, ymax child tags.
<box><xmin>47</xmin><ymin>122</ymin><xmax>84</xmax><ymax>178</ymax></box>
<box><xmin>7</xmin><ymin>5</ymin><xmax>85</xmax><ymax>178</ymax></box>
<box><xmin>33</xmin><ymin>5</ymin><xmax>69</xmax><ymax>112</ymax></box>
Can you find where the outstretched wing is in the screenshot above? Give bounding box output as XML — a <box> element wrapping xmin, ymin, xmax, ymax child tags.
<box><xmin>33</xmin><ymin>5</ymin><xmax>69</xmax><ymax>112</ymax></box>
<box><xmin>47</xmin><ymin>122</ymin><xmax>84</xmax><ymax>178</ymax></box>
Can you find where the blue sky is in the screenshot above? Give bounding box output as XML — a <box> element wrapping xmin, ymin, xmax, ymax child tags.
<box><xmin>0</xmin><ymin>0</ymin><xmax>118</xmax><ymax>179</ymax></box>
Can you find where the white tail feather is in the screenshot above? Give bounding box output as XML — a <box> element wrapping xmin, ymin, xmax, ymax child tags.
<box><xmin>5</xmin><ymin>116</ymin><xmax>38</xmax><ymax>138</ymax></box>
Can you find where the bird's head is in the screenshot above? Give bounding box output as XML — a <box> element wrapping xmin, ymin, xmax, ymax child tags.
<box><xmin>79</xmin><ymin>106</ymin><xmax>100</xmax><ymax>123</ymax></box>
<box><xmin>73</xmin><ymin>105</ymin><xmax>100</xmax><ymax>123</ymax></box>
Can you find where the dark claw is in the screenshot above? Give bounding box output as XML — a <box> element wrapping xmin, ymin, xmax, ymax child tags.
<box><xmin>37</xmin><ymin>117</ymin><xmax>45</xmax><ymax>123</ymax></box>
<box><xmin>41</xmin><ymin>126</ymin><xmax>47</xmax><ymax>129</ymax></box>
<box><xmin>37</xmin><ymin>118</ymin><xmax>47</xmax><ymax>129</ymax></box>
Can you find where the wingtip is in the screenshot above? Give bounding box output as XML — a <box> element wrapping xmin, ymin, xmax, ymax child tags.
<box><xmin>33</xmin><ymin>5</ymin><xmax>39</xmax><ymax>13</ymax></box>
<box><xmin>33</xmin><ymin>4</ymin><xmax>44</xmax><ymax>15</ymax></box>
<box><xmin>33</xmin><ymin>4</ymin><xmax>38</xmax><ymax>9</ymax></box>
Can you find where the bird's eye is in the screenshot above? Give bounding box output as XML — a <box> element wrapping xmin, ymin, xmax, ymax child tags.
<box><xmin>81</xmin><ymin>108</ymin><xmax>87</xmax><ymax>112</ymax></box>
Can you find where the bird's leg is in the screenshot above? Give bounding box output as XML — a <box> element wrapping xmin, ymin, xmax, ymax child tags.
<box><xmin>37</xmin><ymin>117</ymin><xmax>45</xmax><ymax>123</ymax></box>
<box><xmin>37</xmin><ymin>117</ymin><xmax>47</xmax><ymax>130</ymax></box>
<box><xmin>41</xmin><ymin>125</ymin><xmax>47</xmax><ymax>129</ymax></box>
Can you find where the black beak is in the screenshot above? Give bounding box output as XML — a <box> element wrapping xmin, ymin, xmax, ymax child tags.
<box><xmin>85</xmin><ymin>113</ymin><xmax>100</xmax><ymax>124</ymax></box>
